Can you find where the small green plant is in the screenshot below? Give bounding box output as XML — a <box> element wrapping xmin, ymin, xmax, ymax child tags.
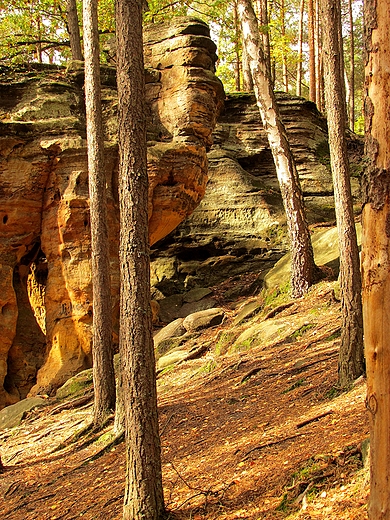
<box><xmin>276</xmin><ymin>492</ymin><xmax>289</xmax><ymax>512</ymax></box>
<box><xmin>292</xmin><ymin>323</ymin><xmax>314</xmax><ymax>339</ymax></box>
<box><xmin>325</xmin><ymin>385</ymin><xmax>343</xmax><ymax>399</ymax></box>
<box><xmin>233</xmin><ymin>338</ymin><xmax>253</xmax><ymax>353</ymax></box>
<box><xmin>282</xmin><ymin>377</ymin><xmax>306</xmax><ymax>394</ymax></box>
<box><xmin>158</xmin><ymin>364</ymin><xmax>175</xmax><ymax>377</ymax></box>
<box><xmin>326</xmin><ymin>329</ymin><xmax>341</xmax><ymax>342</ymax></box>
<box><xmin>215</xmin><ymin>331</ymin><xmax>235</xmax><ymax>356</ymax></box>
<box><xmin>198</xmin><ymin>359</ymin><xmax>217</xmax><ymax>374</ymax></box>
<box><xmin>262</xmin><ymin>282</ymin><xmax>291</xmax><ymax>309</ymax></box>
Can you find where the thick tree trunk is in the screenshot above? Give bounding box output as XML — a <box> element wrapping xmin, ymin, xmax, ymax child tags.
<box><xmin>67</xmin><ymin>0</ymin><xmax>83</xmax><ymax>61</ymax></box>
<box><xmin>83</xmin><ymin>0</ymin><xmax>116</xmax><ymax>427</ymax></box>
<box><xmin>362</xmin><ymin>0</ymin><xmax>390</xmax><ymax>517</ymax></box>
<box><xmin>238</xmin><ymin>0</ymin><xmax>316</xmax><ymax>298</ymax></box>
<box><xmin>321</xmin><ymin>0</ymin><xmax>364</xmax><ymax>388</ymax></box>
<box><xmin>115</xmin><ymin>0</ymin><xmax>164</xmax><ymax>518</ymax></box>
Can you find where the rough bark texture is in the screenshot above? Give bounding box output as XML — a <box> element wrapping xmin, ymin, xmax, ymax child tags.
<box><xmin>237</xmin><ymin>0</ymin><xmax>316</xmax><ymax>298</ymax></box>
<box><xmin>362</xmin><ymin>0</ymin><xmax>390</xmax><ymax>517</ymax></box>
<box><xmin>116</xmin><ymin>0</ymin><xmax>164</xmax><ymax>518</ymax></box>
<box><xmin>321</xmin><ymin>0</ymin><xmax>364</xmax><ymax>388</ymax></box>
<box><xmin>83</xmin><ymin>0</ymin><xmax>116</xmax><ymax>425</ymax></box>
<box><xmin>308</xmin><ymin>0</ymin><xmax>316</xmax><ymax>103</ymax></box>
<box><xmin>67</xmin><ymin>0</ymin><xmax>83</xmax><ymax>61</ymax></box>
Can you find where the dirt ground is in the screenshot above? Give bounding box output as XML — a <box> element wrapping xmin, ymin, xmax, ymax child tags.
<box><xmin>0</xmin><ymin>280</ymin><xmax>369</xmax><ymax>519</ymax></box>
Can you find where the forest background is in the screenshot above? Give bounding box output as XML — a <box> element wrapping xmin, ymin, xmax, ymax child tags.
<box><xmin>0</xmin><ymin>0</ymin><xmax>364</xmax><ymax>134</ymax></box>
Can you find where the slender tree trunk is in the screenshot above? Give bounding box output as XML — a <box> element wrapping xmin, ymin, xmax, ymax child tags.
<box><xmin>67</xmin><ymin>0</ymin><xmax>83</xmax><ymax>61</ymax></box>
<box><xmin>348</xmin><ymin>0</ymin><xmax>355</xmax><ymax>131</ymax></box>
<box><xmin>233</xmin><ymin>1</ymin><xmax>242</xmax><ymax>91</ymax></box>
<box><xmin>314</xmin><ymin>0</ymin><xmax>322</xmax><ymax>111</ymax></box>
<box><xmin>281</xmin><ymin>0</ymin><xmax>288</xmax><ymax>93</ymax></box>
<box><xmin>83</xmin><ymin>0</ymin><xmax>116</xmax><ymax>427</ymax></box>
<box><xmin>308</xmin><ymin>0</ymin><xmax>316</xmax><ymax>103</ymax></box>
<box><xmin>238</xmin><ymin>0</ymin><xmax>316</xmax><ymax>298</ymax></box>
<box><xmin>362</xmin><ymin>0</ymin><xmax>390</xmax><ymax>517</ymax></box>
<box><xmin>296</xmin><ymin>0</ymin><xmax>304</xmax><ymax>96</ymax></box>
<box><xmin>258</xmin><ymin>0</ymin><xmax>273</xmax><ymax>85</ymax></box>
<box><xmin>115</xmin><ymin>0</ymin><xmax>165</xmax><ymax>518</ymax></box>
<box><xmin>321</xmin><ymin>0</ymin><xmax>364</xmax><ymax>388</ymax></box>
<box><xmin>242</xmin><ymin>44</ymin><xmax>254</xmax><ymax>90</ymax></box>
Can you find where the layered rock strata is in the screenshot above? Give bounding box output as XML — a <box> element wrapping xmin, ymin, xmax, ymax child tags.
<box><xmin>0</xmin><ymin>17</ymin><xmax>223</xmax><ymax>407</ymax></box>
<box><xmin>150</xmin><ymin>92</ymin><xmax>363</xmax><ymax>295</ymax></box>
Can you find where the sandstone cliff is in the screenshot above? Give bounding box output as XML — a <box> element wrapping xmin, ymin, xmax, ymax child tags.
<box><xmin>150</xmin><ymin>92</ymin><xmax>363</xmax><ymax>297</ymax></box>
<box><xmin>0</xmin><ymin>17</ymin><xmax>223</xmax><ymax>408</ymax></box>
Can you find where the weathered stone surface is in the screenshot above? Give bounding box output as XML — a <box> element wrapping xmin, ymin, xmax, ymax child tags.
<box><xmin>0</xmin><ymin>17</ymin><xmax>223</xmax><ymax>408</ymax></box>
<box><xmin>182</xmin><ymin>307</ymin><xmax>224</xmax><ymax>333</ymax></box>
<box><xmin>264</xmin><ymin>223</ymin><xmax>362</xmax><ymax>290</ymax></box>
<box><xmin>150</xmin><ymin>92</ymin><xmax>363</xmax><ymax>295</ymax></box>
<box><xmin>0</xmin><ymin>397</ymin><xmax>46</xmax><ymax>430</ymax></box>
<box><xmin>153</xmin><ymin>318</ymin><xmax>186</xmax><ymax>351</ymax></box>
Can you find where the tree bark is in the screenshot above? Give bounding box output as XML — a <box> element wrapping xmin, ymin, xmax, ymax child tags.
<box><xmin>280</xmin><ymin>0</ymin><xmax>288</xmax><ymax>93</ymax></box>
<box><xmin>296</xmin><ymin>0</ymin><xmax>304</xmax><ymax>96</ymax></box>
<box><xmin>83</xmin><ymin>0</ymin><xmax>116</xmax><ymax>427</ymax></box>
<box><xmin>238</xmin><ymin>0</ymin><xmax>316</xmax><ymax>298</ymax></box>
<box><xmin>115</xmin><ymin>0</ymin><xmax>165</xmax><ymax>518</ymax></box>
<box><xmin>362</xmin><ymin>0</ymin><xmax>390</xmax><ymax>517</ymax></box>
<box><xmin>347</xmin><ymin>0</ymin><xmax>355</xmax><ymax>131</ymax></box>
<box><xmin>321</xmin><ymin>0</ymin><xmax>364</xmax><ymax>388</ymax></box>
<box><xmin>307</xmin><ymin>0</ymin><xmax>316</xmax><ymax>103</ymax></box>
<box><xmin>233</xmin><ymin>1</ymin><xmax>242</xmax><ymax>91</ymax></box>
<box><xmin>67</xmin><ymin>0</ymin><xmax>83</xmax><ymax>61</ymax></box>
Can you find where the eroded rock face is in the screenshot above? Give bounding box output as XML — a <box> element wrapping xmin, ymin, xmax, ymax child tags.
<box><xmin>0</xmin><ymin>17</ymin><xmax>223</xmax><ymax>407</ymax></box>
<box><xmin>150</xmin><ymin>92</ymin><xmax>363</xmax><ymax>294</ymax></box>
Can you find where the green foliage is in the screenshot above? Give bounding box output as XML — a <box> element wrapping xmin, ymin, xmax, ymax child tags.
<box><xmin>292</xmin><ymin>323</ymin><xmax>314</xmax><ymax>339</ymax></box>
<box><xmin>262</xmin><ymin>282</ymin><xmax>291</xmax><ymax>309</ymax></box>
<box><xmin>215</xmin><ymin>331</ymin><xmax>235</xmax><ymax>356</ymax></box>
<box><xmin>0</xmin><ymin>0</ymin><xmax>69</xmax><ymax>64</ymax></box>
<box><xmin>198</xmin><ymin>358</ymin><xmax>217</xmax><ymax>374</ymax></box>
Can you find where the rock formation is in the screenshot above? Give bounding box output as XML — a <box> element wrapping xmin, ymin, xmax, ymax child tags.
<box><xmin>150</xmin><ymin>92</ymin><xmax>363</xmax><ymax>295</ymax></box>
<box><xmin>0</xmin><ymin>17</ymin><xmax>223</xmax><ymax>408</ymax></box>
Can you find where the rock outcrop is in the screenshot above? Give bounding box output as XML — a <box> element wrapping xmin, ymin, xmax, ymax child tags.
<box><xmin>150</xmin><ymin>92</ymin><xmax>363</xmax><ymax>296</ymax></box>
<box><xmin>0</xmin><ymin>17</ymin><xmax>223</xmax><ymax>408</ymax></box>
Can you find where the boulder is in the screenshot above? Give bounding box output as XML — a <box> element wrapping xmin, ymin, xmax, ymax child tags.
<box><xmin>0</xmin><ymin>397</ymin><xmax>46</xmax><ymax>430</ymax></box>
<box><xmin>183</xmin><ymin>307</ymin><xmax>225</xmax><ymax>333</ymax></box>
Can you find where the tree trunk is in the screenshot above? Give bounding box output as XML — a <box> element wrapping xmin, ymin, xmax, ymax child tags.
<box><xmin>257</xmin><ymin>0</ymin><xmax>272</xmax><ymax>85</ymax></box>
<box><xmin>233</xmin><ymin>1</ymin><xmax>242</xmax><ymax>91</ymax></box>
<box><xmin>67</xmin><ymin>0</ymin><xmax>83</xmax><ymax>61</ymax></box>
<box><xmin>362</xmin><ymin>0</ymin><xmax>390</xmax><ymax>517</ymax></box>
<box><xmin>83</xmin><ymin>0</ymin><xmax>116</xmax><ymax>427</ymax></box>
<box><xmin>281</xmin><ymin>0</ymin><xmax>288</xmax><ymax>93</ymax></box>
<box><xmin>242</xmin><ymin>44</ymin><xmax>254</xmax><ymax>91</ymax></box>
<box><xmin>347</xmin><ymin>0</ymin><xmax>355</xmax><ymax>131</ymax></box>
<box><xmin>238</xmin><ymin>0</ymin><xmax>316</xmax><ymax>298</ymax></box>
<box><xmin>115</xmin><ymin>0</ymin><xmax>165</xmax><ymax>518</ymax></box>
<box><xmin>307</xmin><ymin>0</ymin><xmax>316</xmax><ymax>103</ymax></box>
<box><xmin>314</xmin><ymin>0</ymin><xmax>322</xmax><ymax>111</ymax></box>
<box><xmin>321</xmin><ymin>0</ymin><xmax>364</xmax><ymax>388</ymax></box>
<box><xmin>296</xmin><ymin>0</ymin><xmax>304</xmax><ymax>96</ymax></box>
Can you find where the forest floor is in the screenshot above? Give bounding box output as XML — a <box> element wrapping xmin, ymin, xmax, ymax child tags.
<box><xmin>0</xmin><ymin>278</ymin><xmax>369</xmax><ymax>519</ymax></box>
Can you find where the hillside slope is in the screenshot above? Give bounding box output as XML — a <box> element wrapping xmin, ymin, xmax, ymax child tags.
<box><xmin>0</xmin><ymin>280</ymin><xmax>369</xmax><ymax>519</ymax></box>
